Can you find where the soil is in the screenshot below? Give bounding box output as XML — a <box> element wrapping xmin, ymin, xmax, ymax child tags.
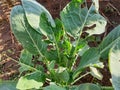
<box><xmin>0</xmin><ymin>0</ymin><xmax>120</xmax><ymax>86</ymax></box>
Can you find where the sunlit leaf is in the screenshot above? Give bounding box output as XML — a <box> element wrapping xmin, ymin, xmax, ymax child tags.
<box><xmin>17</xmin><ymin>72</ymin><xmax>44</xmax><ymax>90</ymax></box>
<box><xmin>90</xmin><ymin>67</ymin><xmax>103</xmax><ymax>80</ymax></box>
<box><xmin>85</xmin><ymin>14</ymin><xmax>107</xmax><ymax>36</ymax></box>
<box><xmin>109</xmin><ymin>41</ymin><xmax>120</xmax><ymax>90</ymax></box>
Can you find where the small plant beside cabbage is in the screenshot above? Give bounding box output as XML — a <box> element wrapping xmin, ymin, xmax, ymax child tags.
<box><xmin>1</xmin><ymin>0</ymin><xmax>120</xmax><ymax>90</ymax></box>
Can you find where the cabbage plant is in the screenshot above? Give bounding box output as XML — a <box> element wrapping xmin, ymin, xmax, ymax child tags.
<box><xmin>1</xmin><ymin>0</ymin><xmax>120</xmax><ymax>89</ymax></box>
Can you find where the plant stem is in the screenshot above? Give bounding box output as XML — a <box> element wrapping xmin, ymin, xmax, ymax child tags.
<box><xmin>71</xmin><ymin>72</ymin><xmax>90</xmax><ymax>85</ymax></box>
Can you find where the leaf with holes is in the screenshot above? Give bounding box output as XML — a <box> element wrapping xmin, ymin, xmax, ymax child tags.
<box><xmin>60</xmin><ymin>0</ymin><xmax>106</xmax><ymax>38</ymax></box>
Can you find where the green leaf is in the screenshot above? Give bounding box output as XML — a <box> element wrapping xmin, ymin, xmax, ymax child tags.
<box><xmin>39</xmin><ymin>13</ymin><xmax>54</xmax><ymax>41</ymax></box>
<box><xmin>59</xmin><ymin>54</ymin><xmax>68</xmax><ymax>67</ymax></box>
<box><xmin>109</xmin><ymin>41</ymin><xmax>120</xmax><ymax>90</ymax></box>
<box><xmin>62</xmin><ymin>39</ymin><xmax>72</xmax><ymax>54</ymax></box>
<box><xmin>19</xmin><ymin>49</ymin><xmax>33</xmax><ymax>73</ymax></box>
<box><xmin>60</xmin><ymin>2</ymin><xmax>88</xmax><ymax>37</ymax></box>
<box><xmin>48</xmin><ymin>60</ymin><xmax>56</xmax><ymax>71</ymax></box>
<box><xmin>16</xmin><ymin>72</ymin><xmax>44</xmax><ymax>90</ymax></box>
<box><xmin>45</xmin><ymin>50</ymin><xmax>59</xmax><ymax>61</ymax></box>
<box><xmin>53</xmin><ymin>19</ymin><xmax>64</xmax><ymax>42</ymax></box>
<box><xmin>40</xmin><ymin>14</ymin><xmax>64</xmax><ymax>42</ymax></box>
<box><xmin>84</xmin><ymin>0</ymin><xmax>106</xmax><ymax>36</ymax></box>
<box><xmin>85</xmin><ymin>14</ymin><xmax>107</xmax><ymax>36</ymax></box>
<box><xmin>72</xmin><ymin>0</ymin><xmax>85</xmax><ymax>3</ymax></box>
<box><xmin>60</xmin><ymin>0</ymin><xmax>106</xmax><ymax>38</ymax></box>
<box><xmin>40</xmin><ymin>14</ymin><xmax>64</xmax><ymax>62</ymax></box>
<box><xmin>44</xmin><ymin>84</ymin><xmax>66</xmax><ymax>90</ymax></box>
<box><xmin>99</xmin><ymin>25</ymin><xmax>120</xmax><ymax>59</ymax></box>
<box><xmin>56</xmin><ymin>67</ymin><xmax>70</xmax><ymax>82</ymax></box>
<box><xmin>0</xmin><ymin>81</ymin><xmax>17</xmax><ymax>90</ymax></box>
<box><xmin>70</xmin><ymin>83</ymin><xmax>101</xmax><ymax>90</ymax></box>
<box><xmin>73</xmin><ymin>39</ymin><xmax>89</xmax><ymax>56</ymax></box>
<box><xmin>21</xmin><ymin>0</ymin><xmax>55</xmax><ymax>33</ymax></box>
<box><xmin>73</xmin><ymin>48</ymin><xmax>100</xmax><ymax>79</ymax></box>
<box><xmin>10</xmin><ymin>5</ymin><xmax>47</xmax><ymax>55</ymax></box>
<box><xmin>78</xmin><ymin>44</ymin><xmax>89</xmax><ymax>56</ymax></box>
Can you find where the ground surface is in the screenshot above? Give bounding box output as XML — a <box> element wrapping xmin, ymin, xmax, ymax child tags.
<box><xmin>0</xmin><ymin>0</ymin><xmax>120</xmax><ymax>86</ymax></box>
